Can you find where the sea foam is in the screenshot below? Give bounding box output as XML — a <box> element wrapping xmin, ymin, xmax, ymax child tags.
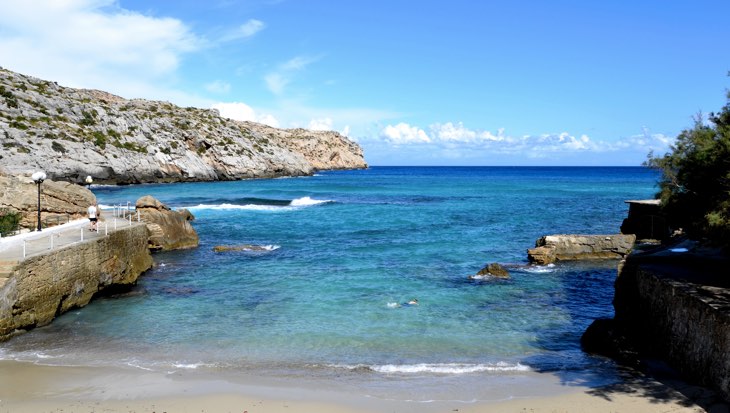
<box><xmin>334</xmin><ymin>362</ymin><xmax>530</xmax><ymax>374</ymax></box>
<box><xmin>186</xmin><ymin>197</ymin><xmax>331</xmax><ymax>211</ymax></box>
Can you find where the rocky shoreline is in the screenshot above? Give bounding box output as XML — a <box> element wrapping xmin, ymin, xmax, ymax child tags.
<box><xmin>0</xmin><ymin>67</ymin><xmax>367</xmax><ymax>184</ymax></box>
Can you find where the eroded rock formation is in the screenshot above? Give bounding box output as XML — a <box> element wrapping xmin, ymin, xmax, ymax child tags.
<box><xmin>0</xmin><ymin>174</ymin><xmax>95</xmax><ymax>229</ymax></box>
<box><xmin>135</xmin><ymin>195</ymin><xmax>199</xmax><ymax>251</ymax></box>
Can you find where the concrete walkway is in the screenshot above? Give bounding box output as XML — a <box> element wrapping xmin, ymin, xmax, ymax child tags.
<box><xmin>0</xmin><ymin>215</ymin><xmax>143</xmax><ymax>263</ymax></box>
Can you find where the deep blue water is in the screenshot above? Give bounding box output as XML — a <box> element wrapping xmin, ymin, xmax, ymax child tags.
<box><xmin>0</xmin><ymin>167</ymin><xmax>660</xmax><ymax>394</ymax></box>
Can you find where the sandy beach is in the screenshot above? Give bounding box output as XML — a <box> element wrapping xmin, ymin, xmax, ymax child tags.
<box><xmin>0</xmin><ymin>360</ymin><xmax>725</xmax><ymax>413</ymax></box>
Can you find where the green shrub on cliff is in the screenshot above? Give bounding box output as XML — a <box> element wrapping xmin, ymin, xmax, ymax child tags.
<box><xmin>0</xmin><ymin>208</ymin><xmax>21</xmax><ymax>237</ymax></box>
<box><xmin>645</xmin><ymin>88</ymin><xmax>730</xmax><ymax>246</ymax></box>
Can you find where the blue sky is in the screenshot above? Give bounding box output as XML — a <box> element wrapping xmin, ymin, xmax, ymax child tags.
<box><xmin>1</xmin><ymin>0</ymin><xmax>728</xmax><ymax>166</ymax></box>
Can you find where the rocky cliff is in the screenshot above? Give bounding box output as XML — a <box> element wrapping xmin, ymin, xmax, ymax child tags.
<box><xmin>0</xmin><ymin>174</ymin><xmax>95</xmax><ymax>229</ymax></box>
<box><xmin>0</xmin><ymin>68</ymin><xmax>367</xmax><ymax>184</ymax></box>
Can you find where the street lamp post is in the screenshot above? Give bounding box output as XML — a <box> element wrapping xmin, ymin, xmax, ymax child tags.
<box><xmin>85</xmin><ymin>175</ymin><xmax>93</xmax><ymax>189</ymax></box>
<box><xmin>31</xmin><ymin>171</ymin><xmax>47</xmax><ymax>232</ymax></box>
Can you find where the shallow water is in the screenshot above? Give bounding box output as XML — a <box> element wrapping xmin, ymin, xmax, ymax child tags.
<box><xmin>0</xmin><ymin>166</ymin><xmax>659</xmax><ymax>398</ymax></box>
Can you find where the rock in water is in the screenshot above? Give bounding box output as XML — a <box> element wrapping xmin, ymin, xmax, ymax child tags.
<box><xmin>135</xmin><ymin>195</ymin><xmax>199</xmax><ymax>251</ymax></box>
<box><xmin>470</xmin><ymin>263</ymin><xmax>510</xmax><ymax>279</ymax></box>
<box><xmin>527</xmin><ymin>234</ymin><xmax>636</xmax><ymax>265</ymax></box>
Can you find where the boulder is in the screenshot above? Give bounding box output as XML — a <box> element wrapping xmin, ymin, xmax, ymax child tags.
<box><xmin>527</xmin><ymin>234</ymin><xmax>636</xmax><ymax>265</ymax></box>
<box><xmin>0</xmin><ymin>174</ymin><xmax>95</xmax><ymax>230</ymax></box>
<box><xmin>580</xmin><ymin>318</ymin><xmax>639</xmax><ymax>366</ymax></box>
<box><xmin>135</xmin><ymin>195</ymin><xmax>199</xmax><ymax>251</ymax></box>
<box><xmin>469</xmin><ymin>263</ymin><xmax>510</xmax><ymax>279</ymax></box>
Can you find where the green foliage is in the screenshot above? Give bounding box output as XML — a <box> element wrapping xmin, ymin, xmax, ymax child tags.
<box><xmin>112</xmin><ymin>139</ymin><xmax>147</xmax><ymax>153</ymax></box>
<box><xmin>9</xmin><ymin>120</ymin><xmax>28</xmax><ymax>130</ymax></box>
<box><xmin>107</xmin><ymin>128</ymin><xmax>120</xmax><ymax>139</ymax></box>
<box><xmin>80</xmin><ymin>110</ymin><xmax>96</xmax><ymax>126</ymax></box>
<box><xmin>0</xmin><ymin>208</ymin><xmax>21</xmax><ymax>237</ymax></box>
<box><xmin>0</xmin><ymin>85</ymin><xmax>19</xmax><ymax>108</ymax></box>
<box><xmin>92</xmin><ymin>131</ymin><xmax>107</xmax><ymax>149</ymax></box>
<box><xmin>645</xmin><ymin>89</ymin><xmax>730</xmax><ymax>246</ymax></box>
<box><xmin>51</xmin><ymin>140</ymin><xmax>67</xmax><ymax>153</ymax></box>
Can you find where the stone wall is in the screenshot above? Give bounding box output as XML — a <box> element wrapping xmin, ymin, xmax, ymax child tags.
<box><xmin>0</xmin><ymin>224</ymin><xmax>153</xmax><ymax>341</ymax></box>
<box><xmin>611</xmin><ymin>245</ymin><xmax>730</xmax><ymax>400</ymax></box>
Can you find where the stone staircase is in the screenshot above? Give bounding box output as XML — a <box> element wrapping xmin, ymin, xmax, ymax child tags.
<box><xmin>0</xmin><ymin>259</ymin><xmax>19</xmax><ymax>290</ymax></box>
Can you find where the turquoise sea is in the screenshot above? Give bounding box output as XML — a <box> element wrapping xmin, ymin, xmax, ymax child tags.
<box><xmin>0</xmin><ymin>166</ymin><xmax>660</xmax><ymax>399</ymax></box>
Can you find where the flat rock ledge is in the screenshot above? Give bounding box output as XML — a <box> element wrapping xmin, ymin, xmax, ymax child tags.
<box><xmin>527</xmin><ymin>234</ymin><xmax>636</xmax><ymax>265</ymax></box>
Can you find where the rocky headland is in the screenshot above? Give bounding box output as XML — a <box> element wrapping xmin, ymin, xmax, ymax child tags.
<box><xmin>0</xmin><ymin>67</ymin><xmax>367</xmax><ymax>184</ymax></box>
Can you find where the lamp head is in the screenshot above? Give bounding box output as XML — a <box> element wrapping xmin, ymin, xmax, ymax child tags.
<box><xmin>85</xmin><ymin>175</ymin><xmax>93</xmax><ymax>184</ymax></box>
<box><xmin>32</xmin><ymin>171</ymin><xmax>47</xmax><ymax>183</ymax></box>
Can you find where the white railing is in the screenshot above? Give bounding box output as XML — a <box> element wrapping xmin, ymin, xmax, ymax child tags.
<box><xmin>6</xmin><ymin>202</ymin><xmax>142</xmax><ymax>259</ymax></box>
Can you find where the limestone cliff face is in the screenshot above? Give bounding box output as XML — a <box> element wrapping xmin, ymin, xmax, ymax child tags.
<box><xmin>0</xmin><ymin>68</ymin><xmax>367</xmax><ymax>184</ymax></box>
<box><xmin>0</xmin><ymin>174</ymin><xmax>95</xmax><ymax>228</ymax></box>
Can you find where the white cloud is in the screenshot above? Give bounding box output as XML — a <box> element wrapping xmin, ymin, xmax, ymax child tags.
<box><xmin>204</xmin><ymin>80</ymin><xmax>231</xmax><ymax>94</ymax></box>
<box><xmin>381</xmin><ymin>123</ymin><xmax>431</xmax><ymax>144</ymax></box>
<box><xmin>264</xmin><ymin>55</ymin><xmax>321</xmax><ymax>95</ymax></box>
<box><xmin>220</xmin><ymin>19</ymin><xmax>265</xmax><ymax>42</ymax></box>
<box><xmin>0</xmin><ymin>0</ymin><xmax>204</xmax><ymax>100</ymax></box>
<box><xmin>211</xmin><ymin>102</ymin><xmax>280</xmax><ymax>127</ymax></box>
<box><xmin>430</xmin><ymin>122</ymin><xmax>505</xmax><ymax>143</ymax></box>
<box><xmin>375</xmin><ymin>122</ymin><xmax>676</xmax><ymax>160</ymax></box>
<box><xmin>308</xmin><ymin>118</ymin><xmax>333</xmax><ymax>131</ymax></box>
<box><xmin>264</xmin><ymin>73</ymin><xmax>288</xmax><ymax>95</ymax></box>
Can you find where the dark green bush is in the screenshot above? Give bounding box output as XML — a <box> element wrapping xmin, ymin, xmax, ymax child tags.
<box><xmin>0</xmin><ymin>208</ymin><xmax>21</xmax><ymax>236</ymax></box>
<box><xmin>51</xmin><ymin>141</ymin><xmax>66</xmax><ymax>153</ymax></box>
<box><xmin>645</xmin><ymin>88</ymin><xmax>730</xmax><ymax>246</ymax></box>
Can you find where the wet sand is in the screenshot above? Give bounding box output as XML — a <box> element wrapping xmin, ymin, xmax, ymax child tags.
<box><xmin>0</xmin><ymin>360</ymin><xmax>724</xmax><ymax>413</ymax></box>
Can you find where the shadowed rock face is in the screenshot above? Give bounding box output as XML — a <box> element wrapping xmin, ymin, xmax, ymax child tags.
<box><xmin>527</xmin><ymin>234</ymin><xmax>636</xmax><ymax>265</ymax></box>
<box><xmin>135</xmin><ymin>195</ymin><xmax>199</xmax><ymax>251</ymax></box>
<box><xmin>0</xmin><ymin>68</ymin><xmax>367</xmax><ymax>185</ymax></box>
<box><xmin>585</xmin><ymin>242</ymin><xmax>730</xmax><ymax>400</ymax></box>
<box><xmin>0</xmin><ymin>174</ymin><xmax>95</xmax><ymax>229</ymax></box>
